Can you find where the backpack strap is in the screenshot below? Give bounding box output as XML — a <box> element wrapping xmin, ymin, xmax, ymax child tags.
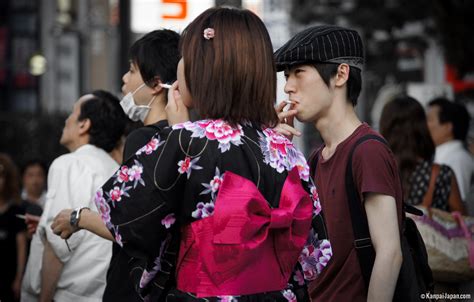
<box><xmin>345</xmin><ymin>134</ymin><xmax>387</xmax><ymax>288</ymax></box>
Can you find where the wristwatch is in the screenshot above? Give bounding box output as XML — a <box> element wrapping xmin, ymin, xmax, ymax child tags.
<box><xmin>70</xmin><ymin>207</ymin><xmax>90</xmax><ymax>229</ymax></box>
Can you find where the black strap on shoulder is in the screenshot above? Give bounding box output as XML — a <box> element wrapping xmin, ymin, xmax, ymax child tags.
<box><xmin>345</xmin><ymin>134</ymin><xmax>387</xmax><ymax>288</ymax></box>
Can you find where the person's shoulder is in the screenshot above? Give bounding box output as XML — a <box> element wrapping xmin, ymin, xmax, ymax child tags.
<box><xmin>49</xmin><ymin>152</ymin><xmax>77</xmax><ymax>172</ymax></box>
<box><xmin>349</xmin><ymin>124</ymin><xmax>388</xmax><ymax>152</ymax></box>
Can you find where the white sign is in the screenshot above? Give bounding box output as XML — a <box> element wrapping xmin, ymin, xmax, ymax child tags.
<box><xmin>131</xmin><ymin>0</ymin><xmax>215</xmax><ymax>33</ymax></box>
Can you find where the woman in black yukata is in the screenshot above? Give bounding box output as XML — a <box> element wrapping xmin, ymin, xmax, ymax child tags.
<box><xmin>52</xmin><ymin>7</ymin><xmax>332</xmax><ymax>302</ymax></box>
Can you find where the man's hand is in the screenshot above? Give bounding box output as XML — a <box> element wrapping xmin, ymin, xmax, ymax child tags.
<box><xmin>165</xmin><ymin>81</ymin><xmax>190</xmax><ymax>126</ymax></box>
<box><xmin>274</xmin><ymin>101</ymin><xmax>300</xmax><ymax>140</ymax></box>
<box><xmin>25</xmin><ymin>214</ymin><xmax>41</xmax><ymax>236</ymax></box>
<box><xmin>51</xmin><ymin>209</ymin><xmax>76</xmax><ymax>239</ymax></box>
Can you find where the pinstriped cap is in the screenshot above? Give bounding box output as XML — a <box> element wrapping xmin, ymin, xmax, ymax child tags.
<box><xmin>274</xmin><ymin>25</ymin><xmax>364</xmax><ymax>72</ymax></box>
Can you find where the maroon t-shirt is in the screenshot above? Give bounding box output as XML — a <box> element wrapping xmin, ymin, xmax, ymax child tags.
<box><xmin>309</xmin><ymin>123</ymin><xmax>403</xmax><ymax>302</ymax></box>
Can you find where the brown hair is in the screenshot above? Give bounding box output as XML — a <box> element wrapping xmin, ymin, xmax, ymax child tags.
<box><xmin>180</xmin><ymin>7</ymin><xmax>278</xmax><ymax>127</ymax></box>
<box><xmin>379</xmin><ymin>95</ymin><xmax>435</xmax><ymax>197</ymax></box>
<box><xmin>0</xmin><ymin>153</ymin><xmax>21</xmax><ymax>203</ymax></box>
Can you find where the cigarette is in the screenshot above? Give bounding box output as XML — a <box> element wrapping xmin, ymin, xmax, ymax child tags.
<box><xmin>283</xmin><ymin>100</ymin><xmax>295</xmax><ymax>104</ymax></box>
<box><xmin>159</xmin><ymin>83</ymin><xmax>172</xmax><ymax>89</ymax></box>
<box><xmin>16</xmin><ymin>214</ymin><xmax>26</xmax><ymax>220</ymax></box>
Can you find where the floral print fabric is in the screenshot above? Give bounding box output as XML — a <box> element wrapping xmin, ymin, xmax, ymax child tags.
<box><xmin>96</xmin><ymin>119</ymin><xmax>331</xmax><ymax>301</ymax></box>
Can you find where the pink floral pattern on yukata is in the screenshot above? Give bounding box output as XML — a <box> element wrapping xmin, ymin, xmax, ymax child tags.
<box><xmin>217</xmin><ymin>296</ymin><xmax>239</xmax><ymax>302</ymax></box>
<box><xmin>192</xmin><ymin>201</ymin><xmax>215</xmax><ymax>219</ymax></box>
<box><xmin>136</xmin><ymin>137</ymin><xmax>164</xmax><ymax>156</ymax></box>
<box><xmin>200</xmin><ymin>167</ymin><xmax>223</xmax><ymax>199</ymax></box>
<box><xmin>293</xmin><ymin>270</ymin><xmax>305</xmax><ymax>286</ymax></box>
<box><xmin>298</xmin><ymin>239</ymin><xmax>332</xmax><ymax>281</ymax></box>
<box><xmin>94</xmin><ymin>188</ymin><xmax>112</xmax><ymax>228</ymax></box>
<box><xmin>113</xmin><ymin>225</ymin><xmax>123</xmax><ymax>247</ymax></box>
<box><xmin>139</xmin><ymin>235</ymin><xmax>171</xmax><ymax>289</ymax></box>
<box><xmin>258</xmin><ymin>128</ymin><xmax>309</xmax><ymax>181</ymax></box>
<box><xmin>309</xmin><ymin>183</ymin><xmax>321</xmax><ymax>216</ymax></box>
<box><xmin>161</xmin><ymin>213</ymin><xmax>176</xmax><ymax>229</ymax></box>
<box><xmin>113</xmin><ymin>160</ymin><xmax>145</xmax><ymax>188</ymax></box>
<box><xmin>173</xmin><ymin>119</ymin><xmax>244</xmax><ymax>153</ymax></box>
<box><xmin>178</xmin><ymin>157</ymin><xmax>203</xmax><ymax>179</ymax></box>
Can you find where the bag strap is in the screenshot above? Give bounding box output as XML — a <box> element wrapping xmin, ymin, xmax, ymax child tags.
<box><xmin>345</xmin><ymin>134</ymin><xmax>387</xmax><ymax>288</ymax></box>
<box><xmin>421</xmin><ymin>163</ymin><xmax>440</xmax><ymax>208</ymax></box>
<box><xmin>309</xmin><ymin>134</ymin><xmax>386</xmax><ymax>288</ymax></box>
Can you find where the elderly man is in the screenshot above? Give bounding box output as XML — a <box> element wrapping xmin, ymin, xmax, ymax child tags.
<box><xmin>21</xmin><ymin>91</ymin><xmax>126</xmax><ymax>302</ymax></box>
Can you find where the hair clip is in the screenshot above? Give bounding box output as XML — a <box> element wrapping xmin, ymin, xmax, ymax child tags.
<box><xmin>203</xmin><ymin>28</ymin><xmax>215</xmax><ymax>40</ymax></box>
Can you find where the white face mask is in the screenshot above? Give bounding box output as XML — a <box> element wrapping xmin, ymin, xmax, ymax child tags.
<box><xmin>120</xmin><ymin>83</ymin><xmax>156</xmax><ymax>122</ymax></box>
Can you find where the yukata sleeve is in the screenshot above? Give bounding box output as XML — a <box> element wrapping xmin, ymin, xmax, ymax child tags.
<box><xmin>95</xmin><ymin>128</ymin><xmax>190</xmax><ymax>261</ymax></box>
<box><xmin>293</xmin><ymin>178</ymin><xmax>333</xmax><ymax>283</ymax></box>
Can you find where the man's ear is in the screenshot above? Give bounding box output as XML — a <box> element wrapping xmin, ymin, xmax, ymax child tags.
<box><xmin>334</xmin><ymin>63</ymin><xmax>350</xmax><ymax>87</ymax></box>
<box><xmin>78</xmin><ymin>118</ymin><xmax>91</xmax><ymax>135</ymax></box>
<box><xmin>151</xmin><ymin>77</ymin><xmax>166</xmax><ymax>96</ymax></box>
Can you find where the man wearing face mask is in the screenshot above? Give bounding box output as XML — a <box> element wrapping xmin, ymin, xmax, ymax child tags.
<box><xmin>47</xmin><ymin>29</ymin><xmax>181</xmax><ymax>301</ymax></box>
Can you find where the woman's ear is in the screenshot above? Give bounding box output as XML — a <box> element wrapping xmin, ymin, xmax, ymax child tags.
<box><xmin>334</xmin><ymin>63</ymin><xmax>350</xmax><ymax>87</ymax></box>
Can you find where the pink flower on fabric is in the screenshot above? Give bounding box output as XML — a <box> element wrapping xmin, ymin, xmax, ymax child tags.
<box><xmin>293</xmin><ymin>270</ymin><xmax>305</xmax><ymax>286</ymax></box>
<box><xmin>282</xmin><ymin>289</ymin><xmax>297</xmax><ymax>302</ymax></box>
<box><xmin>298</xmin><ymin>239</ymin><xmax>332</xmax><ymax>280</ymax></box>
<box><xmin>161</xmin><ymin>213</ymin><xmax>176</xmax><ymax>229</ymax></box>
<box><xmin>177</xmin><ymin>156</ymin><xmax>203</xmax><ymax>178</ymax></box>
<box><xmin>217</xmin><ymin>296</ymin><xmax>238</xmax><ymax>302</ymax></box>
<box><xmin>128</xmin><ymin>160</ymin><xmax>145</xmax><ymax>188</ymax></box>
<box><xmin>114</xmin><ymin>226</ymin><xmax>123</xmax><ymax>247</ymax></box>
<box><xmin>116</xmin><ymin>166</ymin><xmax>130</xmax><ymax>183</ymax></box>
<box><xmin>174</xmin><ymin>119</ymin><xmax>244</xmax><ymax>153</ymax></box>
<box><xmin>258</xmin><ymin>128</ymin><xmax>309</xmax><ymax>180</ymax></box>
<box><xmin>310</xmin><ymin>184</ymin><xmax>321</xmax><ymax>215</ymax></box>
<box><xmin>192</xmin><ymin>201</ymin><xmax>215</xmax><ymax>219</ymax></box>
<box><xmin>98</xmin><ymin>200</ymin><xmax>111</xmax><ymax>223</ymax></box>
<box><xmin>94</xmin><ymin>188</ymin><xmax>105</xmax><ymax>209</ymax></box>
<box><xmin>200</xmin><ymin>167</ymin><xmax>223</xmax><ymax>198</ymax></box>
<box><xmin>136</xmin><ymin>137</ymin><xmax>164</xmax><ymax>155</ymax></box>
<box><xmin>95</xmin><ymin>188</ymin><xmax>112</xmax><ymax>227</ymax></box>
<box><xmin>109</xmin><ymin>186</ymin><xmax>124</xmax><ymax>202</ymax></box>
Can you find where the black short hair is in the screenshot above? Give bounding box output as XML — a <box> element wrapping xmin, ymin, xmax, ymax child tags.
<box><xmin>429</xmin><ymin>97</ymin><xmax>471</xmax><ymax>141</ymax></box>
<box><xmin>78</xmin><ymin>90</ymin><xmax>127</xmax><ymax>152</ymax></box>
<box><xmin>21</xmin><ymin>159</ymin><xmax>48</xmax><ymax>177</ymax></box>
<box><xmin>313</xmin><ymin>63</ymin><xmax>362</xmax><ymax>106</ymax></box>
<box><xmin>129</xmin><ymin>29</ymin><xmax>180</xmax><ymax>87</ymax></box>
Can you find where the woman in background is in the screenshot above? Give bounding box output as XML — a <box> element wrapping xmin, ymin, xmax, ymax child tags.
<box><xmin>379</xmin><ymin>95</ymin><xmax>465</xmax><ymax>213</ymax></box>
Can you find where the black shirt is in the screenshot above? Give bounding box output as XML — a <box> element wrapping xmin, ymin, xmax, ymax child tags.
<box><xmin>103</xmin><ymin>120</ymin><xmax>169</xmax><ymax>302</ymax></box>
<box><xmin>0</xmin><ymin>203</ymin><xmax>26</xmax><ymax>301</ymax></box>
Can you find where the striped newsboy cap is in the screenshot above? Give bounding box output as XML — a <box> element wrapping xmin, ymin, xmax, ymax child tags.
<box><xmin>274</xmin><ymin>25</ymin><xmax>364</xmax><ymax>72</ymax></box>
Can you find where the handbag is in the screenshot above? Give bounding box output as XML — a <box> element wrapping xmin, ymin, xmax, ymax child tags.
<box><xmin>411</xmin><ymin>206</ymin><xmax>474</xmax><ymax>282</ymax></box>
<box><xmin>410</xmin><ymin>163</ymin><xmax>474</xmax><ymax>282</ymax></box>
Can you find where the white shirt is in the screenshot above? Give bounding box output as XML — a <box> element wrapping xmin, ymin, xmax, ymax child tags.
<box><xmin>434</xmin><ymin>140</ymin><xmax>474</xmax><ymax>202</ymax></box>
<box><xmin>21</xmin><ymin>144</ymin><xmax>118</xmax><ymax>302</ymax></box>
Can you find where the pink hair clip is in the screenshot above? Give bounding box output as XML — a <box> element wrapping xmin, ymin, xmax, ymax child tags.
<box><xmin>203</xmin><ymin>28</ymin><xmax>215</xmax><ymax>40</ymax></box>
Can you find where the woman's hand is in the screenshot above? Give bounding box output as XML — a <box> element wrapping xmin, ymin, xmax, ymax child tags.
<box><xmin>51</xmin><ymin>209</ymin><xmax>76</xmax><ymax>239</ymax></box>
<box><xmin>165</xmin><ymin>81</ymin><xmax>190</xmax><ymax>126</ymax></box>
<box><xmin>274</xmin><ymin>101</ymin><xmax>300</xmax><ymax>140</ymax></box>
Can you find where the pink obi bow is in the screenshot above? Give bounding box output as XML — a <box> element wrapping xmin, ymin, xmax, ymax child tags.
<box><xmin>177</xmin><ymin>167</ymin><xmax>312</xmax><ymax>297</ymax></box>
